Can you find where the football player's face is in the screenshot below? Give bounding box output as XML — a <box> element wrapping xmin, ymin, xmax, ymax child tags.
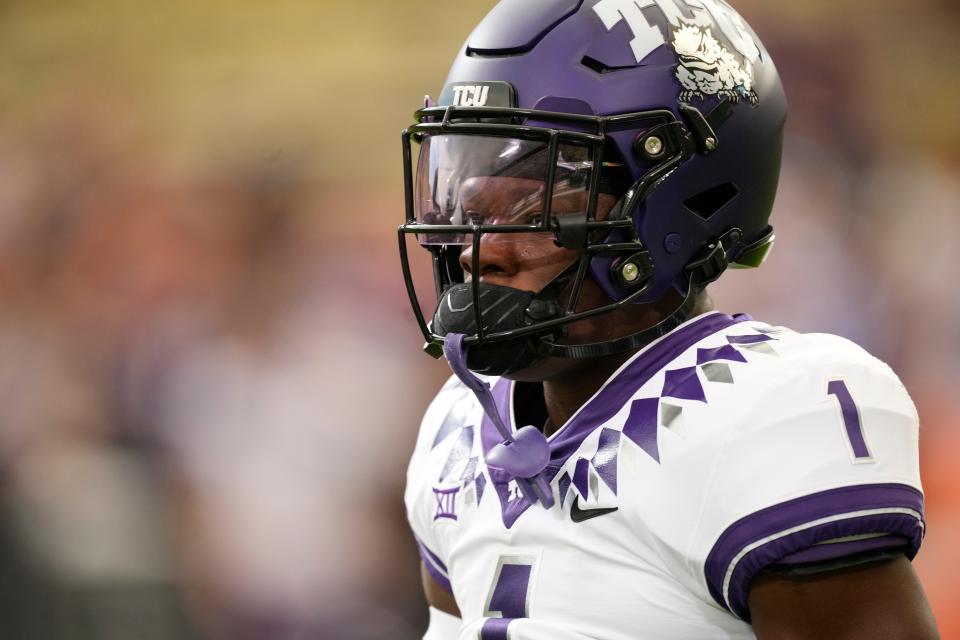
<box><xmin>457</xmin><ymin>177</ymin><xmax>642</xmax><ymax>380</ymax></box>
<box><xmin>455</xmin><ymin>175</ymin><xmax>680</xmax><ymax>381</ymax></box>
<box><xmin>457</xmin><ymin>176</ymin><xmax>618</xmax><ymax>294</ymax></box>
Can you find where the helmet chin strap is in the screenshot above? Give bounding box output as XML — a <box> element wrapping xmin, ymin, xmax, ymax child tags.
<box><xmin>443</xmin><ymin>333</ymin><xmax>555</xmax><ymax>508</ymax></box>
<box><xmin>535</xmin><ymin>272</ymin><xmax>701</xmax><ymax>360</ymax></box>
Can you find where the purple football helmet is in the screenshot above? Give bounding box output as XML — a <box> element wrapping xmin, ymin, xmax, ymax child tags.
<box><xmin>399</xmin><ymin>0</ymin><xmax>787</xmax><ymax>375</ymax></box>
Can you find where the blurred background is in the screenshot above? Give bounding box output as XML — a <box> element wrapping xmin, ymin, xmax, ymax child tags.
<box><xmin>0</xmin><ymin>0</ymin><xmax>956</xmax><ymax>638</ymax></box>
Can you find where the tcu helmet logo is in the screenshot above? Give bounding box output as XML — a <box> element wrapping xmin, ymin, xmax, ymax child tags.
<box><xmin>451</xmin><ymin>85</ymin><xmax>490</xmax><ymax>107</ymax></box>
<box><xmin>593</xmin><ymin>0</ymin><xmax>760</xmax><ymax>62</ymax></box>
<box><xmin>672</xmin><ymin>23</ymin><xmax>758</xmax><ymax>105</ymax></box>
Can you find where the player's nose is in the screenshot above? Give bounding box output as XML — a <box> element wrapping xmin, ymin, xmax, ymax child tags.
<box><xmin>459</xmin><ymin>233</ymin><xmax>519</xmax><ymax>281</ymax></box>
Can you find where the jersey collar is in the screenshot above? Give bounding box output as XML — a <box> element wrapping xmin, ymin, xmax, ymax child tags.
<box><xmin>479</xmin><ymin>311</ymin><xmax>749</xmax><ymax>527</ymax></box>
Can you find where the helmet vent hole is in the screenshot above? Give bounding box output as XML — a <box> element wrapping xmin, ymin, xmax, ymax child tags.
<box><xmin>580</xmin><ymin>55</ymin><xmax>637</xmax><ymax>74</ymax></box>
<box><xmin>684</xmin><ymin>183</ymin><xmax>739</xmax><ymax>220</ymax></box>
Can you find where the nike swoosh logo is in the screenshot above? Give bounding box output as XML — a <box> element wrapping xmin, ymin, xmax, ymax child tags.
<box><xmin>570</xmin><ymin>496</ymin><xmax>618</xmax><ymax>523</ymax></box>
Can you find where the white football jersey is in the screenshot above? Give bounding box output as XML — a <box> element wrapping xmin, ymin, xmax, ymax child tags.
<box><xmin>405</xmin><ymin>312</ymin><xmax>924</xmax><ymax>640</ymax></box>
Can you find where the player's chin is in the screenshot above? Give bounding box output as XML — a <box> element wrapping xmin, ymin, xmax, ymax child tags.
<box><xmin>502</xmin><ymin>348</ymin><xmax>607</xmax><ymax>383</ymax></box>
<box><xmin>501</xmin><ymin>319</ymin><xmax>611</xmax><ymax>381</ymax></box>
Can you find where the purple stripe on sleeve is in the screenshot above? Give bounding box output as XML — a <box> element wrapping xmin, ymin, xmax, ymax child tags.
<box><xmin>415</xmin><ymin>538</ymin><xmax>452</xmax><ymax>594</ymax></box>
<box><xmin>704</xmin><ymin>483</ymin><xmax>924</xmax><ymax>621</ymax></box>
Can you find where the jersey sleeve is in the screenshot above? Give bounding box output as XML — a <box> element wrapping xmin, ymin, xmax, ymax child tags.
<box><xmin>690</xmin><ymin>336</ymin><xmax>924</xmax><ymax>621</ymax></box>
<box><xmin>404</xmin><ymin>376</ymin><xmax>467</xmax><ymax>595</ymax></box>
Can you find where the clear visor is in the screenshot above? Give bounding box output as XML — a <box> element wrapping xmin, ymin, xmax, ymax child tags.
<box><xmin>414</xmin><ymin>135</ymin><xmax>598</xmax><ymax>245</ymax></box>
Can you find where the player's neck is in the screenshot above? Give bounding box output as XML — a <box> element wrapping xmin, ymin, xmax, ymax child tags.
<box><xmin>541</xmin><ymin>292</ymin><xmax>715</xmax><ymax>436</ymax></box>
<box><xmin>541</xmin><ymin>350</ymin><xmax>635</xmax><ymax>437</ymax></box>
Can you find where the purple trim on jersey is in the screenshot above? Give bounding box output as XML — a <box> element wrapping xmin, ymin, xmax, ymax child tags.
<box><xmin>775</xmin><ymin>534</ymin><xmax>908</xmax><ymax>565</ymax></box>
<box><xmin>416</xmin><ymin>538</ymin><xmax>452</xmax><ymax>594</ymax></box>
<box><xmin>622</xmin><ymin>397</ymin><xmax>660</xmax><ymax>463</ymax></box>
<box><xmin>697</xmin><ymin>344</ymin><xmax>748</xmax><ymax>365</ymax></box>
<box><xmin>704</xmin><ymin>483</ymin><xmax>924</xmax><ymax>621</ymax></box>
<box><xmin>591</xmin><ymin>428</ymin><xmax>620</xmax><ymax>493</ymax></box>
<box><xmin>479</xmin><ymin>312</ymin><xmax>748</xmax><ymax>528</ymax></box>
<box><xmin>547</xmin><ymin>313</ymin><xmax>745</xmax><ymax>469</ymax></box>
<box><xmin>661</xmin><ymin>366</ymin><xmax>706</xmax><ymax>402</ymax></box>
<box><xmin>573</xmin><ymin>457</ymin><xmax>590</xmax><ymax>498</ymax></box>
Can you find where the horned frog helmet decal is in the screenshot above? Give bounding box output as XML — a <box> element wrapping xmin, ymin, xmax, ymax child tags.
<box><xmin>672</xmin><ymin>23</ymin><xmax>759</xmax><ymax>106</ymax></box>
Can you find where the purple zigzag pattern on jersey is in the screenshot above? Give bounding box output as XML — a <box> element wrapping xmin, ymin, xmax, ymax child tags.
<box><xmin>558</xmin><ymin>471</ymin><xmax>572</xmax><ymax>508</ymax></box>
<box><xmin>704</xmin><ymin>483</ymin><xmax>924</xmax><ymax>621</ymax></box>
<box><xmin>622</xmin><ymin>397</ymin><xmax>660</xmax><ymax>463</ymax></box>
<box><xmin>572</xmin><ymin>458</ymin><xmax>590</xmax><ymax>499</ymax></box>
<box><xmin>475</xmin><ymin>472</ymin><xmax>486</xmax><ymax>504</ymax></box>
<box><xmin>621</xmin><ymin>325</ymin><xmax>779</xmax><ymax>465</ymax></box>
<box><xmin>479</xmin><ymin>312</ymin><xmax>749</xmax><ymax>528</ymax></box>
<box><xmin>542</xmin><ymin>313</ymin><xmax>746</xmax><ymax>467</ymax></box>
<box><xmin>439</xmin><ymin>425</ymin><xmax>474</xmax><ymax>483</ymax></box>
<box><xmin>697</xmin><ymin>344</ymin><xmax>748</xmax><ymax>365</ymax></box>
<box><xmin>661</xmin><ymin>366</ymin><xmax>706</xmax><ymax>402</ymax></box>
<box><xmin>591</xmin><ymin>428</ymin><xmax>620</xmax><ymax>494</ymax></box>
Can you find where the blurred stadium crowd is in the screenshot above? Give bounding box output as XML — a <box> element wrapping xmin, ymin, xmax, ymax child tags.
<box><xmin>0</xmin><ymin>1</ymin><xmax>956</xmax><ymax>638</ymax></box>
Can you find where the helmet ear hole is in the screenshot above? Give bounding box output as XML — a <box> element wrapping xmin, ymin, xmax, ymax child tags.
<box><xmin>683</xmin><ymin>183</ymin><xmax>739</xmax><ymax>220</ymax></box>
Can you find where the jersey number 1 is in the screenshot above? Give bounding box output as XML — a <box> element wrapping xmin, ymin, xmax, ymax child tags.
<box><xmin>827</xmin><ymin>379</ymin><xmax>873</xmax><ymax>461</ymax></box>
<box><xmin>481</xmin><ymin>557</ymin><xmax>535</xmax><ymax>640</ymax></box>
